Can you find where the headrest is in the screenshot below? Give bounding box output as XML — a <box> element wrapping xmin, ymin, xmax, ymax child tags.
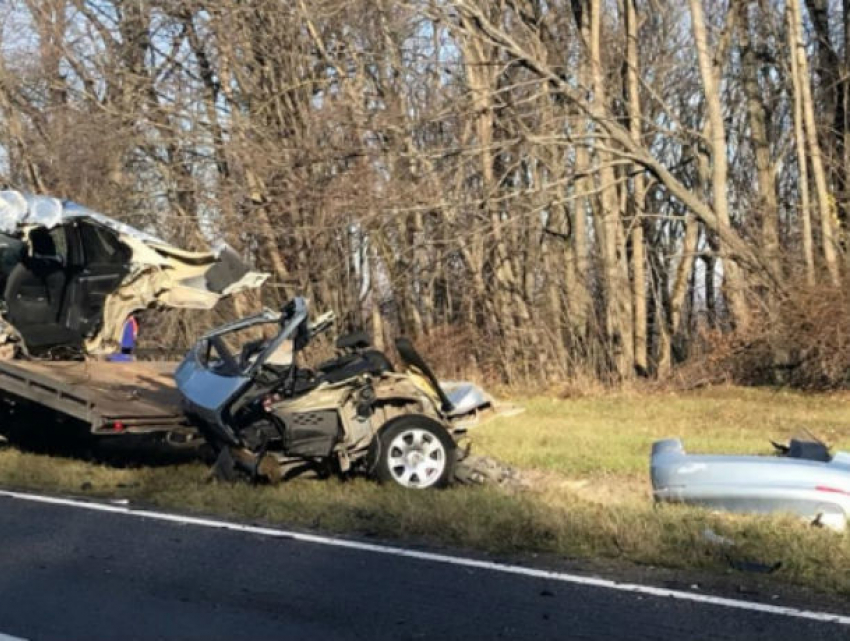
<box><xmin>336</xmin><ymin>330</ymin><xmax>371</xmax><ymax>351</ymax></box>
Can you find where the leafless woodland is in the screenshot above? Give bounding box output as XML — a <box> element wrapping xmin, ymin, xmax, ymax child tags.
<box><xmin>1</xmin><ymin>0</ymin><xmax>849</xmax><ymax>385</ymax></box>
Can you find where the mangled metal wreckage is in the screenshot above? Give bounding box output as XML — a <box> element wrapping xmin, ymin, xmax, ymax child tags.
<box><xmin>176</xmin><ymin>297</ymin><xmax>515</xmax><ymax>489</ymax></box>
<box><xmin>0</xmin><ymin>190</ymin><xmax>514</xmax><ymax>489</ymax></box>
<box><xmin>0</xmin><ymin>189</ymin><xmax>266</xmax><ymax>356</ymax></box>
<box><xmin>651</xmin><ymin>436</ymin><xmax>850</xmax><ymax>531</ymax></box>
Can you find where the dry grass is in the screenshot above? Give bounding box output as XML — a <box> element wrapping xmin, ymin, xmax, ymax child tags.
<box><xmin>2</xmin><ymin>385</ymin><xmax>850</xmax><ymax>594</ymax></box>
<box><xmin>677</xmin><ymin>281</ymin><xmax>850</xmax><ymax>391</ymax></box>
<box><xmin>480</xmin><ymin>385</ymin><xmax>850</xmax><ymax>474</ymax></box>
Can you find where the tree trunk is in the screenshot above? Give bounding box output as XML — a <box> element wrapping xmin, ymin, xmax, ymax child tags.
<box><xmin>804</xmin><ymin>0</ymin><xmax>847</xmax><ymax>225</ymax></box>
<box><xmin>589</xmin><ymin>0</ymin><xmax>633</xmax><ymax>378</ymax></box>
<box><xmin>737</xmin><ymin>2</ymin><xmax>779</xmax><ymax>281</ymax></box>
<box><xmin>624</xmin><ymin>0</ymin><xmax>647</xmax><ymax>374</ymax></box>
<box><xmin>788</xmin><ymin>2</ymin><xmax>816</xmax><ymax>284</ymax></box>
<box><xmin>659</xmin><ymin>214</ymin><xmax>699</xmax><ymax>375</ymax></box>
<box><xmin>789</xmin><ymin>0</ymin><xmax>840</xmax><ymax>283</ymax></box>
<box><xmin>688</xmin><ymin>0</ymin><xmax>751</xmax><ymax>327</ymax></box>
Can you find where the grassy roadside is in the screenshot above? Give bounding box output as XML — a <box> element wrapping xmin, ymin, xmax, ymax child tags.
<box><xmin>1</xmin><ymin>385</ymin><xmax>850</xmax><ymax>594</ymax></box>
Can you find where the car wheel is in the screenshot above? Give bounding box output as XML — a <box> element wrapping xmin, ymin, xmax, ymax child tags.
<box><xmin>372</xmin><ymin>415</ymin><xmax>455</xmax><ymax>489</ymax></box>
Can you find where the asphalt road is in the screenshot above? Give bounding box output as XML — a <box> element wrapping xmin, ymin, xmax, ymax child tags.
<box><xmin>0</xmin><ymin>495</ymin><xmax>847</xmax><ymax>641</ymax></box>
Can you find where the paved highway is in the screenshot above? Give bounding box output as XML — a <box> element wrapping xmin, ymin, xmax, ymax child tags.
<box><xmin>0</xmin><ymin>492</ymin><xmax>847</xmax><ymax>640</ymax></box>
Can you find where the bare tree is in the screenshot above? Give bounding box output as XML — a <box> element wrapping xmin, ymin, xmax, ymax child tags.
<box><xmin>0</xmin><ymin>0</ymin><xmax>847</xmax><ymax>385</ymax></box>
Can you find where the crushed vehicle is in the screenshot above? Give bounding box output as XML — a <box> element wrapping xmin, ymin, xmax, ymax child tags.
<box><xmin>0</xmin><ymin>190</ymin><xmax>267</xmax><ymax>441</ymax></box>
<box><xmin>651</xmin><ymin>434</ymin><xmax>850</xmax><ymax>531</ymax></box>
<box><xmin>0</xmin><ymin>190</ymin><xmax>266</xmax><ymax>356</ymax></box>
<box><xmin>176</xmin><ymin>297</ymin><xmax>511</xmax><ymax>488</ymax></box>
<box><xmin>0</xmin><ymin>191</ymin><xmax>515</xmax><ymax>487</ymax></box>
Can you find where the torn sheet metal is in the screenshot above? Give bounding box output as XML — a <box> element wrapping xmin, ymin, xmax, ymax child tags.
<box><xmin>0</xmin><ymin>190</ymin><xmax>269</xmax><ymax>354</ymax></box>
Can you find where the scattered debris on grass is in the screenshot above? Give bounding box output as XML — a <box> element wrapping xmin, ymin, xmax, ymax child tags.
<box><xmin>453</xmin><ymin>454</ymin><xmax>530</xmax><ymax>488</ymax></box>
<box><xmin>702</xmin><ymin>527</ymin><xmax>735</xmax><ymax>547</ymax></box>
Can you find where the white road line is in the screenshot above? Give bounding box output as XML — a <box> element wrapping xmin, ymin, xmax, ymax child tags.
<box><xmin>2</xmin><ymin>489</ymin><xmax>849</xmax><ymax>626</ymax></box>
<box><xmin>0</xmin><ymin>631</ymin><xmax>28</xmax><ymax>641</ymax></box>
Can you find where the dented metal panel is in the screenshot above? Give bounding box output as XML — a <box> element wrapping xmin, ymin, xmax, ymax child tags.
<box><xmin>0</xmin><ymin>190</ymin><xmax>269</xmax><ymax>354</ymax></box>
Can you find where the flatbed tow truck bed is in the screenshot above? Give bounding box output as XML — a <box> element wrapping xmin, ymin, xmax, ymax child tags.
<box><xmin>0</xmin><ymin>359</ymin><xmax>192</xmax><ymax>436</ymax></box>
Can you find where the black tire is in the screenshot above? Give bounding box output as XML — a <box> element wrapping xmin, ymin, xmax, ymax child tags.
<box><xmin>371</xmin><ymin>415</ymin><xmax>456</xmax><ymax>489</ymax></box>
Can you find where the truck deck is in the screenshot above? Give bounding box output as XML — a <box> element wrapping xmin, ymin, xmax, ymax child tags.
<box><xmin>0</xmin><ymin>359</ymin><xmax>190</xmax><ymax>435</ymax></box>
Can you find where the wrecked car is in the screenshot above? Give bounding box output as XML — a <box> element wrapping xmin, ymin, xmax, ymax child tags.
<box><xmin>176</xmin><ymin>297</ymin><xmax>507</xmax><ymax>489</ymax></box>
<box><xmin>651</xmin><ymin>435</ymin><xmax>850</xmax><ymax>531</ymax></box>
<box><xmin>0</xmin><ymin>190</ymin><xmax>266</xmax><ymax>356</ymax></box>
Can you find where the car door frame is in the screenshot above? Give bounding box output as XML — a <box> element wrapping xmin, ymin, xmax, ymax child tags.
<box><xmin>61</xmin><ymin>220</ymin><xmax>131</xmax><ymax>338</ymax></box>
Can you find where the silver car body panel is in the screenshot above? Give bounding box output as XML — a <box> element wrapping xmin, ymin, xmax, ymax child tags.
<box><xmin>651</xmin><ymin>438</ymin><xmax>850</xmax><ymax>531</ymax></box>
<box><xmin>173</xmin><ymin>354</ymin><xmax>252</xmax><ymax>443</ymax></box>
<box><xmin>442</xmin><ymin>381</ymin><xmax>491</xmax><ymax>416</ymax></box>
<box><xmin>175</xmin><ymin>300</ymin><xmax>309</xmax><ymax>443</ymax></box>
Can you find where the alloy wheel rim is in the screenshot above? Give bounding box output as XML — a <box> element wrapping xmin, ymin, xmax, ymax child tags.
<box><xmin>387</xmin><ymin>428</ymin><xmax>446</xmax><ymax>488</ymax></box>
